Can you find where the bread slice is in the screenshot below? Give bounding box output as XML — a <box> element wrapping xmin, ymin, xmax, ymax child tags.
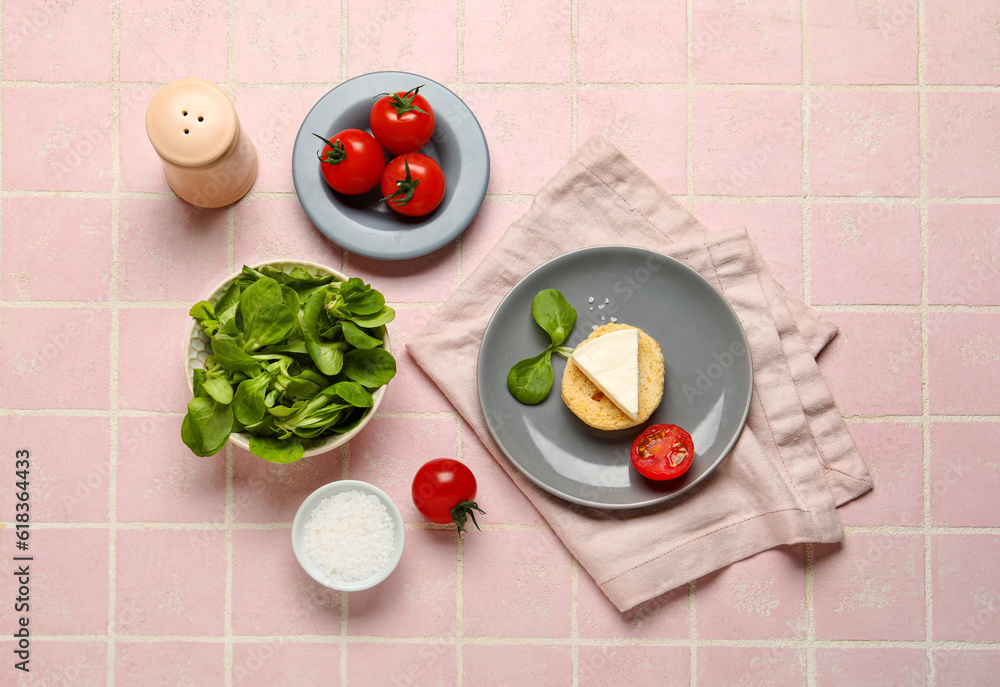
<box><xmin>561</xmin><ymin>323</ymin><xmax>664</xmax><ymax>431</ymax></box>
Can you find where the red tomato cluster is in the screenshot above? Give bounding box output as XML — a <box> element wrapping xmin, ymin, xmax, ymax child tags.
<box><xmin>313</xmin><ymin>85</ymin><xmax>446</xmax><ymax>217</ymax></box>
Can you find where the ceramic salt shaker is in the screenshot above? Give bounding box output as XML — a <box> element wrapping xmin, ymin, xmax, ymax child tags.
<box><xmin>145</xmin><ymin>78</ymin><xmax>257</xmax><ymax>208</ymax></box>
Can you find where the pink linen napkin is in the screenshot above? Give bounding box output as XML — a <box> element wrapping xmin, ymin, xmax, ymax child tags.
<box><xmin>407</xmin><ymin>136</ymin><xmax>872</xmax><ymax>612</ymax></box>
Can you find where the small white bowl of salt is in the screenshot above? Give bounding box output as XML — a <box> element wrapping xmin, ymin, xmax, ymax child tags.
<box><xmin>292</xmin><ymin>480</ymin><xmax>405</xmax><ymax>591</ymax></box>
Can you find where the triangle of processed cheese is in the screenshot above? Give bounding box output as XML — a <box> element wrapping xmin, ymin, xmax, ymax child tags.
<box><xmin>570</xmin><ymin>328</ymin><xmax>639</xmax><ymax>420</ymax></box>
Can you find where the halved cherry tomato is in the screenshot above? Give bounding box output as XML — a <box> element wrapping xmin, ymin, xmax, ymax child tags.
<box><xmin>380</xmin><ymin>153</ymin><xmax>446</xmax><ymax>217</ymax></box>
<box><xmin>630</xmin><ymin>424</ymin><xmax>694</xmax><ymax>480</ymax></box>
<box><xmin>313</xmin><ymin>129</ymin><xmax>385</xmax><ymax>195</ymax></box>
<box><xmin>370</xmin><ymin>85</ymin><xmax>435</xmax><ymax>155</ymax></box>
<box><xmin>411</xmin><ymin>459</ymin><xmax>485</xmax><ymax>535</ymax></box>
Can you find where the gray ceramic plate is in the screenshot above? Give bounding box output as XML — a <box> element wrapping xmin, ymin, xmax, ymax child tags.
<box><xmin>477</xmin><ymin>246</ymin><xmax>753</xmax><ymax>509</ymax></box>
<box><xmin>292</xmin><ymin>71</ymin><xmax>489</xmax><ymax>260</ymax></box>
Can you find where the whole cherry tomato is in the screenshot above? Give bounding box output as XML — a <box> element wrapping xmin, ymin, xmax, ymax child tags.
<box><xmin>313</xmin><ymin>129</ymin><xmax>385</xmax><ymax>195</ymax></box>
<box><xmin>370</xmin><ymin>85</ymin><xmax>435</xmax><ymax>155</ymax></box>
<box><xmin>380</xmin><ymin>153</ymin><xmax>446</xmax><ymax>217</ymax></box>
<box><xmin>411</xmin><ymin>458</ymin><xmax>485</xmax><ymax>535</ymax></box>
<box><xmin>630</xmin><ymin>424</ymin><xmax>695</xmax><ymax>480</ymax></box>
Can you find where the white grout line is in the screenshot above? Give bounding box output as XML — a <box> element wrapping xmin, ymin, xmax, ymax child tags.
<box><xmin>801</xmin><ymin>3</ymin><xmax>816</xmax><ymax>683</ymax></box>
<box><xmin>454</xmin><ymin>0</ymin><xmax>467</xmax><ymax>287</ymax></box>
<box><xmin>454</xmin><ymin>414</ymin><xmax>466</xmax><ymax>686</ymax></box>
<box><xmin>340</xmin><ymin>0</ymin><xmax>349</xmax><ymax>82</ymax></box>
<box><xmin>7</xmin><ymin>77</ymin><xmax>999</xmax><ymax>92</ymax></box>
<box><xmin>685</xmin><ymin>0</ymin><xmax>695</xmax><ymax>214</ymax></box>
<box><xmin>107</xmin><ymin>2</ymin><xmax>123</xmax><ymax>683</ymax></box>
<box><xmin>7</xmin><ymin>187</ymin><xmax>1000</xmax><ymax>205</ymax></box>
<box><xmin>7</xmin><ymin>298</ymin><xmax>1000</xmax><ymax>313</ymax></box>
<box><xmin>917</xmin><ymin>1</ymin><xmax>936</xmax><ymax>684</ymax></box>
<box><xmin>17</xmin><ymin>633</ymin><xmax>1000</xmax><ymax>647</ymax></box>
<box><xmin>686</xmin><ymin>5</ymin><xmax>698</xmax><ymax>685</ymax></box>
<box><xmin>224</xmin><ymin>4</ymin><xmax>238</xmax><ymax>683</ymax></box>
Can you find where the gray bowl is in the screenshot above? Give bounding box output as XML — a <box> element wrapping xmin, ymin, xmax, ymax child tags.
<box><xmin>292</xmin><ymin>71</ymin><xmax>490</xmax><ymax>260</ymax></box>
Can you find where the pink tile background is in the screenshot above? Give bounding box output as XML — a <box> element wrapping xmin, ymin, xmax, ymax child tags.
<box><xmin>928</xmin><ymin>313</ymin><xmax>1000</xmax><ymax>414</ymax></box>
<box><xmin>816</xmin><ymin>647</ymin><xmax>927</xmax><ymax>686</ymax></box>
<box><xmin>233</xmin><ymin>0</ymin><xmax>342</xmax><ymax>83</ymax></box>
<box><xmin>1</xmin><ymin>0</ymin><xmax>997</xmax><ymax>683</ymax></box>
<box><xmin>117</xmin><ymin>642</ymin><xmax>225</xmax><ymax>686</ymax></box>
<box><xmin>809</xmin><ymin>203</ymin><xmax>922</xmax><ymax>305</ymax></box>
<box><xmin>932</xmin><ymin>534</ymin><xmax>1000</xmax><ymax>641</ymax></box>
<box><xmin>693</xmin><ymin>90</ymin><xmax>803</xmax><ymax>195</ymax></box>
<box><xmin>692</xmin><ymin>0</ymin><xmax>802</xmax><ymax>84</ymax></box>
<box><xmin>0</xmin><ymin>197</ymin><xmax>112</xmax><ymax>301</ymax></box>
<box><xmin>808</xmin><ymin>0</ymin><xmax>918</xmax><ymax>85</ymax></box>
<box><xmin>698</xmin><ymin>646</ymin><xmax>806</xmax><ymax>686</ymax></box>
<box><xmin>817</xmin><ymin>312</ymin><xmax>922</xmax><ymax>415</ymax></box>
<box><xmin>577</xmin><ymin>0</ymin><xmax>685</xmax><ymax>83</ymax></box>
<box><xmin>116</xmin><ymin>529</ymin><xmax>226</xmax><ymax>636</ymax></box>
<box><xmin>930</xmin><ymin>423</ymin><xmax>1000</xmax><ymax>527</ymax></box>
<box><xmin>928</xmin><ymin>204</ymin><xmax>1000</xmax><ymax>305</ymax></box>
<box><xmin>2</xmin><ymin>88</ymin><xmax>114</xmax><ymax>191</ymax></box>
<box><xmin>0</xmin><ymin>416</ymin><xmax>111</xmax><ymax>522</ymax></box>
<box><xmin>809</xmin><ymin>92</ymin><xmax>919</xmax><ymax>197</ymax></box>
<box><xmin>696</xmin><ymin>546</ymin><xmax>807</xmax><ymax>639</ymax></box>
<box><xmin>814</xmin><ymin>535</ymin><xmax>925</xmax><ymax>640</ymax></box>
<box><xmin>232</xmin><ymin>643</ymin><xmax>342</xmax><ymax>686</ymax></box>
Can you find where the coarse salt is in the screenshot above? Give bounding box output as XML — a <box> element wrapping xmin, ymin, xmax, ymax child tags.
<box><xmin>303</xmin><ymin>490</ymin><xmax>395</xmax><ymax>583</ymax></box>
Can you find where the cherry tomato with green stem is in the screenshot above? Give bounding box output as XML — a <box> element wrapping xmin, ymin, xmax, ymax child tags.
<box><xmin>380</xmin><ymin>153</ymin><xmax>446</xmax><ymax>217</ymax></box>
<box><xmin>630</xmin><ymin>424</ymin><xmax>695</xmax><ymax>480</ymax></box>
<box><xmin>370</xmin><ymin>85</ymin><xmax>435</xmax><ymax>155</ymax></box>
<box><xmin>313</xmin><ymin>129</ymin><xmax>385</xmax><ymax>195</ymax></box>
<box><xmin>411</xmin><ymin>458</ymin><xmax>485</xmax><ymax>535</ymax></box>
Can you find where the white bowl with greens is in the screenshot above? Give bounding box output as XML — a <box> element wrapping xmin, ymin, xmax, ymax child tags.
<box><xmin>183</xmin><ymin>260</ymin><xmax>395</xmax><ymax>463</ymax></box>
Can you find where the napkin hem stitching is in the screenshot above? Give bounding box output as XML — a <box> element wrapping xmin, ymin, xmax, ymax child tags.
<box><xmin>572</xmin><ymin>160</ymin><xmax>666</xmax><ymax>238</ymax></box>
<box><xmin>598</xmin><ymin>507</ymin><xmax>809</xmax><ymax>586</ymax></box>
<box><xmin>825</xmin><ymin>465</ymin><xmax>874</xmax><ymax>486</ymax></box>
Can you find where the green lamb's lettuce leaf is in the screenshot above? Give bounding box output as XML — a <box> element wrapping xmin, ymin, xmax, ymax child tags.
<box><xmin>342</xmin><ymin>348</ymin><xmax>396</xmax><ymax>388</ymax></box>
<box><xmin>340</xmin><ymin>320</ymin><xmax>382</xmax><ymax>350</ymax></box>
<box><xmin>243</xmin><ymin>303</ymin><xmax>295</xmax><ymax>351</ymax></box>
<box><xmin>348</xmin><ymin>305</ymin><xmax>395</xmax><ymax>328</ymax></box>
<box><xmin>506</xmin><ymin>349</ymin><xmax>555</xmax><ymax>405</ymax></box>
<box><xmin>181</xmin><ymin>396</ymin><xmax>233</xmax><ymax>457</ymax></box>
<box><xmin>327</xmin><ymin>380</ymin><xmax>374</xmax><ymax>408</ymax></box>
<box><xmin>249</xmin><ymin>435</ymin><xmax>304</xmax><ymax>463</ymax></box>
<box><xmin>232</xmin><ymin>373</ymin><xmax>272</xmax><ymax>426</ymax></box>
<box><xmin>531</xmin><ymin>288</ymin><xmax>577</xmax><ymax>346</ymax></box>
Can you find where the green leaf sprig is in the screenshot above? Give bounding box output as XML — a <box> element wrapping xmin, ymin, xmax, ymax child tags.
<box><xmin>506</xmin><ymin>289</ymin><xmax>577</xmax><ymax>405</ymax></box>
<box><xmin>183</xmin><ymin>266</ymin><xmax>397</xmax><ymax>463</ymax></box>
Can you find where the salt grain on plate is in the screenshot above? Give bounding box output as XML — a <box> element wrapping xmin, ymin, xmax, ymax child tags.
<box><xmin>588</xmin><ymin>296</ymin><xmax>595</xmax><ymax>303</ymax></box>
<box><xmin>303</xmin><ymin>490</ymin><xmax>395</xmax><ymax>583</ymax></box>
